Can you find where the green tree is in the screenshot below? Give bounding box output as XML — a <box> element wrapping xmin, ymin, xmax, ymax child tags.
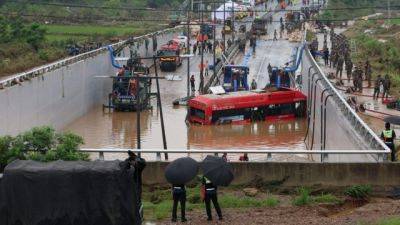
<box><xmin>25</xmin><ymin>23</ymin><xmax>46</xmax><ymax>51</ymax></box>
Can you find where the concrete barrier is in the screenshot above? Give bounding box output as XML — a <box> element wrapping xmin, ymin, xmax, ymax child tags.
<box><xmin>142</xmin><ymin>161</ymin><xmax>400</xmax><ymax>188</ymax></box>
<box><xmin>0</xmin><ymin>28</ymin><xmax>183</xmax><ymax>136</ymax></box>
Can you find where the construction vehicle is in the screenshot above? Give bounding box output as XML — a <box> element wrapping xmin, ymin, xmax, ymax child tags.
<box><xmin>221</xmin><ymin>19</ymin><xmax>233</xmax><ymax>35</ymax></box>
<box><xmin>222</xmin><ymin>65</ymin><xmax>249</xmax><ymax>92</ymax></box>
<box><xmin>102</xmin><ymin>51</ymin><xmax>153</xmax><ymax>112</ymax></box>
<box><xmin>251</xmin><ymin>17</ymin><xmax>267</xmax><ymax>35</ymax></box>
<box><xmin>285</xmin><ymin>11</ymin><xmax>303</xmax><ymax>33</ymax></box>
<box><xmin>201</xmin><ymin>24</ymin><xmax>213</xmax><ymax>39</ymax></box>
<box><xmin>157</xmin><ymin>40</ymin><xmax>183</xmax><ymax>72</ymax></box>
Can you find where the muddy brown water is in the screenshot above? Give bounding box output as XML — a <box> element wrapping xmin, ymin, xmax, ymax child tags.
<box><xmin>64</xmin><ymin>50</ymin><xmax>308</xmax><ymax>161</ymax></box>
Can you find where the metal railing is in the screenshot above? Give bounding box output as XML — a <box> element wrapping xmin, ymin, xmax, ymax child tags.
<box><xmin>0</xmin><ymin>26</ymin><xmax>184</xmax><ymax>89</ymax></box>
<box><xmin>80</xmin><ymin>148</ymin><xmax>389</xmax><ymax>162</ymax></box>
<box><xmin>302</xmin><ymin>34</ymin><xmax>390</xmax><ymax>152</ymax></box>
<box><xmin>203</xmin><ymin>43</ymin><xmax>239</xmax><ymax>92</ymax></box>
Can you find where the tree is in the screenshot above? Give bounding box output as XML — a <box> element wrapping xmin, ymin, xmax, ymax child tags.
<box><xmin>25</xmin><ymin>23</ymin><xmax>46</xmax><ymax>51</ymax></box>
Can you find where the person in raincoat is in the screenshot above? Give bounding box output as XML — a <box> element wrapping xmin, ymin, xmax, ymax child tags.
<box><xmin>202</xmin><ymin>176</ymin><xmax>222</xmax><ymax>221</ymax></box>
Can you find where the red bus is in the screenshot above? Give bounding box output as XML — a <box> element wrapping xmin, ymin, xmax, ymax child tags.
<box><xmin>188</xmin><ymin>88</ymin><xmax>307</xmax><ymax>125</ymax></box>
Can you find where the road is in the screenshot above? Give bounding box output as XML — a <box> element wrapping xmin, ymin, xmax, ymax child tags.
<box><xmin>64</xmin><ymin>1</ymin><xmax>308</xmax><ymax>162</ymax></box>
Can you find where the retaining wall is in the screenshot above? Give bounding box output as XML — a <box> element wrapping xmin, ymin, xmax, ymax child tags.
<box><xmin>0</xmin><ymin>28</ymin><xmax>183</xmax><ymax>136</ymax></box>
<box><xmin>300</xmin><ymin>46</ymin><xmax>389</xmax><ymax>162</ymax></box>
<box><xmin>142</xmin><ymin>161</ymin><xmax>400</xmax><ymax>188</ymax></box>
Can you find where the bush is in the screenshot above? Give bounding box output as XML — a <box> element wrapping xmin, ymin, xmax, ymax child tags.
<box><xmin>265</xmin><ymin>196</ymin><xmax>279</xmax><ymax>207</ymax></box>
<box><xmin>0</xmin><ymin>126</ymin><xmax>88</xmax><ymax>172</ymax></box>
<box><xmin>313</xmin><ymin>193</ymin><xmax>342</xmax><ymax>204</ymax></box>
<box><xmin>344</xmin><ymin>185</ymin><xmax>372</xmax><ymax>200</ymax></box>
<box><xmin>293</xmin><ymin>187</ymin><xmax>312</xmax><ymax>206</ymax></box>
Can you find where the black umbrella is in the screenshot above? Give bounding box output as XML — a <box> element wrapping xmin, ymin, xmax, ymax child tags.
<box><xmin>384</xmin><ymin>116</ymin><xmax>400</xmax><ymax>125</ymax></box>
<box><xmin>201</xmin><ymin>155</ymin><xmax>234</xmax><ymax>187</ymax></box>
<box><xmin>165</xmin><ymin>157</ymin><xmax>199</xmax><ymax>185</ymax></box>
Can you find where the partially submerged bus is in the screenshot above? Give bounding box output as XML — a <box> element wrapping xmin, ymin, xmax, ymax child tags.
<box><xmin>188</xmin><ymin>88</ymin><xmax>307</xmax><ymax>125</ymax></box>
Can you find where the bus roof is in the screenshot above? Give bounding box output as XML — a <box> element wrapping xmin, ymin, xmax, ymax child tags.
<box><xmin>189</xmin><ymin>88</ymin><xmax>307</xmax><ymax>110</ymax></box>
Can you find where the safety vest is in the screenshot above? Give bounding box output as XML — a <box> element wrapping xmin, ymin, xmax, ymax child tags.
<box><xmin>383</xmin><ymin>129</ymin><xmax>394</xmax><ymax>141</ymax></box>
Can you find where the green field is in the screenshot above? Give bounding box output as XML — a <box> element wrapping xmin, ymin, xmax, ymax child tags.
<box><xmin>43</xmin><ymin>23</ymin><xmax>164</xmax><ymax>42</ymax></box>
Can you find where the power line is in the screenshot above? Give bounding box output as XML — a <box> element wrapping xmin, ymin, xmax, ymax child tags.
<box><xmin>1</xmin><ymin>12</ymin><xmax>399</xmax><ymax>24</ymax></box>
<box><xmin>2</xmin><ymin>0</ymin><xmax>400</xmax><ymax>14</ymax></box>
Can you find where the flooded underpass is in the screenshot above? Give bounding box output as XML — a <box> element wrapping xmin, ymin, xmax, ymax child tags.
<box><xmin>62</xmin><ymin>1</ymin><xmax>313</xmax><ymax>162</ymax></box>
<box><xmin>64</xmin><ymin>55</ymin><xmax>309</xmax><ymax>161</ymax></box>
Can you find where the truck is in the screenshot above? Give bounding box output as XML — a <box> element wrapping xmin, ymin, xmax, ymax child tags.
<box><xmin>157</xmin><ymin>40</ymin><xmax>183</xmax><ymax>72</ymax></box>
<box><xmin>251</xmin><ymin>17</ymin><xmax>267</xmax><ymax>35</ymax></box>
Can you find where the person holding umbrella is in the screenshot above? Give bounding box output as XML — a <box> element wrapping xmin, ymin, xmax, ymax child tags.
<box><xmin>201</xmin><ymin>155</ymin><xmax>234</xmax><ymax>221</ymax></box>
<box><xmin>165</xmin><ymin>157</ymin><xmax>199</xmax><ymax>223</ymax></box>
<box><xmin>202</xmin><ymin>175</ymin><xmax>222</xmax><ymax>221</ymax></box>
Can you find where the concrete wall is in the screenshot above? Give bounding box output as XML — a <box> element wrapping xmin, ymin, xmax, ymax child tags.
<box><xmin>0</xmin><ymin>29</ymin><xmax>182</xmax><ymax>136</ymax></box>
<box><xmin>142</xmin><ymin>161</ymin><xmax>400</xmax><ymax>188</ymax></box>
<box><xmin>300</xmin><ymin>48</ymin><xmax>388</xmax><ymax>162</ymax></box>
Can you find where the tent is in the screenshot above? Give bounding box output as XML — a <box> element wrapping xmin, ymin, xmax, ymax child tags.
<box><xmin>211</xmin><ymin>2</ymin><xmax>242</xmax><ymax>21</ymax></box>
<box><xmin>0</xmin><ymin>160</ymin><xmax>142</xmax><ymax>225</ymax></box>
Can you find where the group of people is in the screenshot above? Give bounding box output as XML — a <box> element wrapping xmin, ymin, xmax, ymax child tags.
<box><xmin>323</xmin><ymin>29</ymin><xmax>392</xmax><ymax>99</ymax></box>
<box><xmin>192</xmin><ymin>40</ymin><xmax>214</xmax><ymax>55</ymax></box>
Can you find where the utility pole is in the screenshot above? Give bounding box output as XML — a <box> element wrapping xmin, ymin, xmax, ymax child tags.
<box><xmin>135</xmin><ymin>68</ymin><xmax>141</xmax><ymax>157</ymax></box>
<box><xmin>223</xmin><ymin>2</ymin><xmax>226</xmax><ymax>55</ymax></box>
<box><xmin>213</xmin><ymin>0</ymin><xmax>216</xmax><ymax>78</ymax></box>
<box><xmin>231</xmin><ymin>1</ymin><xmax>235</xmax><ymax>45</ymax></box>
<box><xmin>187</xmin><ymin>6</ymin><xmax>191</xmax><ymax>116</ymax></box>
<box><xmin>200</xmin><ymin>1</ymin><xmax>205</xmax><ymax>93</ymax></box>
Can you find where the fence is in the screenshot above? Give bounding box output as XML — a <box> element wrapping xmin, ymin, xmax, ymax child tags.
<box><xmin>300</xmin><ymin>35</ymin><xmax>390</xmax><ymax>162</ymax></box>
<box><xmin>80</xmin><ymin>148</ymin><xmax>389</xmax><ymax>163</ymax></box>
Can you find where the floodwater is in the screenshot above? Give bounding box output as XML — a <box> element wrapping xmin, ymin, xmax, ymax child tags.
<box><xmin>64</xmin><ymin>56</ymin><xmax>308</xmax><ymax>161</ymax></box>
<box><xmin>64</xmin><ymin>1</ymin><xmax>309</xmax><ymax>161</ymax></box>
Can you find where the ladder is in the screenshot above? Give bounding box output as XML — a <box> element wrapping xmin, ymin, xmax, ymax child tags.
<box><xmin>350</xmin><ymin>39</ymin><xmax>357</xmax><ymax>56</ymax></box>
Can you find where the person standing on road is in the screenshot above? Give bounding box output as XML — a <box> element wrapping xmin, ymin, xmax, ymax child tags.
<box><xmin>193</xmin><ymin>43</ymin><xmax>197</xmax><ymax>55</ymax></box>
<box><xmin>373</xmin><ymin>75</ymin><xmax>383</xmax><ymax>100</ymax></box>
<box><xmin>381</xmin><ymin>122</ymin><xmax>397</xmax><ymax>161</ymax></box>
<box><xmin>365</xmin><ymin>60</ymin><xmax>372</xmax><ymax>87</ymax></box>
<box><xmin>273</xmin><ymin>29</ymin><xmax>278</xmax><ymax>41</ymax></box>
<box><xmin>190</xmin><ymin>75</ymin><xmax>195</xmax><ymax>93</ymax></box>
<box><xmin>205</xmin><ymin>60</ymin><xmax>209</xmax><ymax>77</ymax></box>
<box><xmin>171</xmin><ymin>184</ymin><xmax>187</xmax><ymax>222</ymax></box>
<box><xmin>251</xmin><ymin>79</ymin><xmax>257</xmax><ymax>90</ymax></box>
<box><xmin>336</xmin><ymin>55</ymin><xmax>344</xmax><ymax>80</ymax></box>
<box><xmin>323</xmin><ymin>46</ymin><xmax>329</xmax><ymax>66</ymax></box>
<box><xmin>202</xmin><ymin>176</ymin><xmax>222</xmax><ymax>221</ymax></box>
<box><xmin>383</xmin><ymin>74</ymin><xmax>391</xmax><ymax>99</ymax></box>
<box><xmin>345</xmin><ymin>59</ymin><xmax>353</xmax><ymax>83</ymax></box>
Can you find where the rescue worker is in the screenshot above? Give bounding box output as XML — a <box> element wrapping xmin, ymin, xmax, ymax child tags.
<box><xmin>373</xmin><ymin>75</ymin><xmax>383</xmax><ymax>100</ymax></box>
<box><xmin>323</xmin><ymin>46</ymin><xmax>329</xmax><ymax>66</ymax></box>
<box><xmin>381</xmin><ymin>122</ymin><xmax>396</xmax><ymax>161</ymax></box>
<box><xmin>190</xmin><ymin>75</ymin><xmax>195</xmax><ymax>93</ymax></box>
<box><xmin>345</xmin><ymin>59</ymin><xmax>353</xmax><ymax>83</ymax></box>
<box><xmin>383</xmin><ymin>74</ymin><xmax>391</xmax><ymax>99</ymax></box>
<box><xmin>202</xmin><ymin>176</ymin><xmax>222</xmax><ymax>221</ymax></box>
<box><xmin>171</xmin><ymin>184</ymin><xmax>187</xmax><ymax>222</ymax></box>
<box><xmin>352</xmin><ymin>66</ymin><xmax>362</xmax><ymax>92</ymax></box>
<box><xmin>365</xmin><ymin>60</ymin><xmax>372</xmax><ymax>87</ymax></box>
<box><xmin>251</xmin><ymin>79</ymin><xmax>257</xmax><ymax>90</ymax></box>
<box><xmin>336</xmin><ymin>55</ymin><xmax>344</xmax><ymax>80</ymax></box>
<box><xmin>273</xmin><ymin>29</ymin><xmax>278</xmax><ymax>41</ymax></box>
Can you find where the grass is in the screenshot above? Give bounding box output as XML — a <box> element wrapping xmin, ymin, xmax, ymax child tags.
<box><xmin>142</xmin><ymin>187</ymin><xmax>280</xmax><ymax>221</ymax></box>
<box><xmin>293</xmin><ymin>187</ymin><xmax>312</xmax><ymax>206</ymax></box>
<box><xmin>358</xmin><ymin>217</ymin><xmax>400</xmax><ymax>225</ymax></box>
<box><xmin>43</xmin><ymin>23</ymin><xmax>164</xmax><ymax>42</ymax></box>
<box><xmin>313</xmin><ymin>193</ymin><xmax>342</xmax><ymax>204</ymax></box>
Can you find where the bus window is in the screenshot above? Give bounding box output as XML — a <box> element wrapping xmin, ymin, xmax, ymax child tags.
<box><xmin>211</xmin><ymin>108</ymin><xmax>252</xmax><ymax>123</ymax></box>
<box><xmin>266</xmin><ymin>103</ymin><xmax>295</xmax><ymax>116</ymax></box>
<box><xmin>191</xmin><ymin>108</ymin><xmax>205</xmax><ymax>120</ymax></box>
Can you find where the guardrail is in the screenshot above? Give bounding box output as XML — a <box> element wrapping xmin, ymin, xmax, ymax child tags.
<box><xmin>203</xmin><ymin>43</ymin><xmax>239</xmax><ymax>92</ymax></box>
<box><xmin>0</xmin><ymin>26</ymin><xmax>184</xmax><ymax>89</ymax></box>
<box><xmin>302</xmin><ymin>30</ymin><xmax>390</xmax><ymax>152</ymax></box>
<box><xmin>80</xmin><ymin>148</ymin><xmax>389</xmax><ymax>162</ymax></box>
